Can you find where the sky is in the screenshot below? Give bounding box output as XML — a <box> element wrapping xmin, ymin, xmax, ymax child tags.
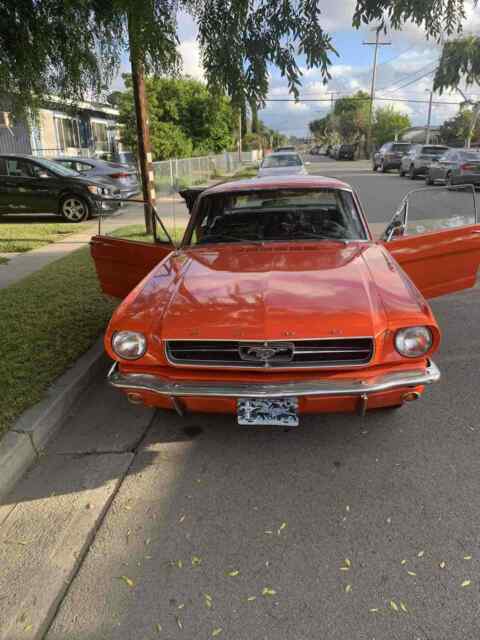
<box><xmin>113</xmin><ymin>0</ymin><xmax>480</xmax><ymax>137</ymax></box>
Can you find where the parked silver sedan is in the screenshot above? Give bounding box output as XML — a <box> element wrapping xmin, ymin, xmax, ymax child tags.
<box><xmin>52</xmin><ymin>156</ymin><xmax>140</xmax><ymax>199</ymax></box>
<box><xmin>257</xmin><ymin>152</ymin><xmax>308</xmax><ymax>177</ymax></box>
<box><xmin>426</xmin><ymin>148</ymin><xmax>480</xmax><ymax>186</ymax></box>
<box><xmin>399</xmin><ymin>144</ymin><xmax>450</xmax><ymax>179</ymax></box>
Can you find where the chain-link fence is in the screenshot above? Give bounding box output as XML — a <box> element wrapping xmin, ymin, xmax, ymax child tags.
<box><xmin>153</xmin><ymin>150</ymin><xmax>263</xmax><ymax>195</ymax></box>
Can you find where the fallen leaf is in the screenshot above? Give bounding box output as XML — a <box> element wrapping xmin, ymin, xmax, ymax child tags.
<box><xmin>417</xmin><ymin>550</ymin><xmax>425</xmax><ymax>558</ymax></box>
<box><xmin>204</xmin><ymin>594</ymin><xmax>213</xmax><ymax>609</ymax></box>
<box><xmin>264</xmin><ymin>530</ymin><xmax>273</xmax><ymax>535</ymax></box>
<box><xmin>155</xmin><ymin>623</ymin><xmax>162</xmax><ymax>633</ymax></box>
<box><xmin>346</xmin><ymin>505</ymin><xmax>350</xmax><ymax>512</ymax></box>
<box><xmin>176</xmin><ymin>616</ymin><xmax>183</xmax><ymax>630</ymax></box>
<box><xmin>179</xmin><ymin>515</ymin><xmax>186</xmax><ymax>523</ymax></box>
<box><xmin>212</xmin><ymin>628</ymin><xmax>223</xmax><ymax>637</ymax></box>
<box><xmin>226</xmin><ymin>570</ymin><xmax>240</xmax><ymax>577</ymax></box>
<box><xmin>277</xmin><ymin>522</ymin><xmax>287</xmax><ymax>535</ymax></box>
<box><xmin>345</xmin><ymin>584</ymin><xmax>352</xmax><ymax>593</ymax></box>
<box><xmin>400</xmin><ymin>559</ymin><xmax>407</xmax><ymax>566</ymax></box>
<box><xmin>407</xmin><ymin>571</ymin><xmax>417</xmax><ymax>577</ymax></box>
<box><xmin>389</xmin><ymin>600</ymin><xmax>399</xmax><ymax>612</ymax></box>
<box><xmin>464</xmin><ymin>555</ymin><xmax>472</xmax><ymax>560</ymax></box>
<box><xmin>340</xmin><ymin>567</ymin><xmax>350</xmax><ymax>572</ymax></box>
<box><xmin>369</xmin><ymin>608</ymin><xmax>379</xmax><ymax>613</ymax></box>
<box><xmin>192</xmin><ymin>555</ymin><xmax>202</xmax><ymax>566</ymax></box>
<box><xmin>400</xmin><ymin>601</ymin><xmax>408</xmax><ymax>613</ymax></box>
<box><xmin>247</xmin><ymin>596</ymin><xmax>257</xmax><ymax>602</ymax></box>
<box><xmin>178</xmin><ymin>604</ymin><xmax>185</xmax><ymax>610</ymax></box>
<box><xmin>176</xmin><ymin>560</ymin><xmax>183</xmax><ymax>569</ymax></box>
<box><xmin>461</xmin><ymin>580</ymin><xmax>471</xmax><ymax>587</ymax></box>
<box><xmin>145</xmin><ymin>538</ymin><xmax>151</xmax><ymax>546</ymax></box>
<box><xmin>119</xmin><ymin>575</ymin><xmax>135</xmax><ymax>588</ymax></box>
<box><xmin>24</xmin><ymin>624</ymin><xmax>33</xmax><ymax>632</ymax></box>
<box><xmin>344</xmin><ymin>558</ymin><xmax>351</xmax><ymax>567</ymax></box>
<box><xmin>386</xmin><ymin>517</ymin><xmax>392</xmax><ymax>524</ymax></box>
<box><xmin>262</xmin><ymin>587</ymin><xmax>277</xmax><ymax>596</ymax></box>
<box><xmin>439</xmin><ymin>561</ymin><xmax>446</xmax><ymax>569</ymax></box>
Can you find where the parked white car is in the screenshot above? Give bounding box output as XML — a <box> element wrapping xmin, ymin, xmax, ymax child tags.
<box><xmin>257</xmin><ymin>152</ymin><xmax>308</xmax><ymax>177</ymax></box>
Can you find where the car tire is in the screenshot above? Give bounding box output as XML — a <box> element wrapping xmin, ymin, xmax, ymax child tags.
<box><xmin>446</xmin><ymin>172</ymin><xmax>455</xmax><ymax>189</ymax></box>
<box><xmin>409</xmin><ymin>165</ymin><xmax>417</xmax><ymax>180</ymax></box>
<box><xmin>60</xmin><ymin>195</ymin><xmax>91</xmax><ymax>222</ymax></box>
<box><xmin>399</xmin><ymin>166</ymin><xmax>405</xmax><ymax>177</ymax></box>
<box><xmin>425</xmin><ymin>173</ymin><xmax>434</xmax><ymax>185</ymax></box>
<box><xmin>380</xmin><ymin>161</ymin><xmax>387</xmax><ymax>173</ymax></box>
<box><xmin>372</xmin><ymin>162</ymin><xmax>378</xmax><ymax>171</ymax></box>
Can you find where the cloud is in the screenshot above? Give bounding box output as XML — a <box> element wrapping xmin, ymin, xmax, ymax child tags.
<box><xmin>178</xmin><ymin>40</ymin><xmax>204</xmax><ymax>80</ymax></box>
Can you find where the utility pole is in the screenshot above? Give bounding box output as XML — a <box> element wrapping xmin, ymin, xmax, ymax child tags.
<box><xmin>363</xmin><ymin>27</ymin><xmax>391</xmax><ymax>156</ymax></box>
<box><xmin>238</xmin><ymin>111</ymin><xmax>242</xmax><ymax>161</ymax></box>
<box><xmin>128</xmin><ymin>11</ymin><xmax>155</xmax><ymax>234</ymax></box>
<box><xmin>425</xmin><ymin>88</ymin><xmax>434</xmax><ymax>144</ymax></box>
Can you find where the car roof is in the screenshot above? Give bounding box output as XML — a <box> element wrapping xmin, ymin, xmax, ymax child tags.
<box><xmin>204</xmin><ymin>175</ymin><xmax>351</xmax><ymax>195</ymax></box>
<box><xmin>53</xmin><ymin>156</ymin><xmax>97</xmax><ymax>162</ymax></box>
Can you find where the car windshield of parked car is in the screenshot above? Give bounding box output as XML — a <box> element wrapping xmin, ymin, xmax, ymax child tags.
<box><xmin>39</xmin><ymin>158</ymin><xmax>80</xmax><ymax>177</ymax></box>
<box><xmin>458</xmin><ymin>151</ymin><xmax>480</xmax><ymax>161</ymax></box>
<box><xmin>422</xmin><ymin>146</ymin><xmax>449</xmax><ymax>155</ymax></box>
<box><xmin>262</xmin><ymin>154</ymin><xmax>302</xmax><ymax>168</ymax></box>
<box><xmin>188</xmin><ymin>188</ymin><xmax>367</xmax><ymax>245</ymax></box>
<box><xmin>392</xmin><ymin>144</ymin><xmax>411</xmax><ymax>152</ymax></box>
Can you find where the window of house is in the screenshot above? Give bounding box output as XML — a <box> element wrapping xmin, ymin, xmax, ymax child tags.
<box><xmin>91</xmin><ymin>121</ymin><xmax>109</xmax><ymax>151</ymax></box>
<box><xmin>54</xmin><ymin>116</ymin><xmax>80</xmax><ymax>150</ymax></box>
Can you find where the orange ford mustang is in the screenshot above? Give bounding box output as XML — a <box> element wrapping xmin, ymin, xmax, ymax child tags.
<box><xmin>91</xmin><ymin>176</ymin><xmax>480</xmax><ymax>427</ymax></box>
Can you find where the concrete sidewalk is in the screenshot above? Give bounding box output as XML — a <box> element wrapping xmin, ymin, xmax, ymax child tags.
<box><xmin>0</xmin><ymin>198</ymin><xmax>189</xmax><ymax>290</ymax></box>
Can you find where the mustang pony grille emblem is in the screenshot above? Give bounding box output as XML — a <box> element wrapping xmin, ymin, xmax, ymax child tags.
<box><xmin>239</xmin><ymin>342</ymin><xmax>295</xmax><ymax>366</ymax></box>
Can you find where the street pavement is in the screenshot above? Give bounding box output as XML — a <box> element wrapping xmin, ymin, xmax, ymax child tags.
<box><xmin>2</xmin><ymin>156</ymin><xmax>480</xmax><ymax>639</ymax></box>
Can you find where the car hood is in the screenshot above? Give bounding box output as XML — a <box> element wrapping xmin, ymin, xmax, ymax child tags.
<box><xmin>127</xmin><ymin>242</ymin><xmax>430</xmax><ymax>343</ymax></box>
<box><xmin>257</xmin><ymin>166</ymin><xmax>307</xmax><ymax>177</ymax></box>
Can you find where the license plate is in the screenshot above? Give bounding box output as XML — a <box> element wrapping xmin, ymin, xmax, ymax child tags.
<box><xmin>237</xmin><ymin>397</ymin><xmax>299</xmax><ymax>427</ymax></box>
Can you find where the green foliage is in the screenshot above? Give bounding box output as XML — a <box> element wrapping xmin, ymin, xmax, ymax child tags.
<box><xmin>434</xmin><ymin>35</ymin><xmax>480</xmax><ymax>92</ymax></box>
<box><xmin>0</xmin><ymin>0</ymin><xmax>179</xmax><ymax>115</ymax></box>
<box><xmin>439</xmin><ymin>109</ymin><xmax>480</xmax><ymax>146</ymax></box>
<box><xmin>373</xmin><ymin>106</ymin><xmax>411</xmax><ymax>146</ymax></box>
<box><xmin>118</xmin><ymin>76</ymin><xmax>235</xmax><ymax>160</ymax></box>
<box><xmin>309</xmin><ymin>116</ymin><xmax>331</xmax><ymax>140</ymax></box>
<box><xmin>333</xmin><ymin>91</ymin><xmax>371</xmax><ymax>143</ymax></box>
<box><xmin>353</xmin><ymin>1</ymin><xmax>470</xmax><ymax>40</ymax></box>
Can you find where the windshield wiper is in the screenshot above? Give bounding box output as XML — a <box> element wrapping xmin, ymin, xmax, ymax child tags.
<box><xmin>199</xmin><ymin>233</ymin><xmax>259</xmax><ymax>245</ymax></box>
<box><xmin>289</xmin><ymin>232</ymin><xmax>349</xmax><ymax>244</ymax></box>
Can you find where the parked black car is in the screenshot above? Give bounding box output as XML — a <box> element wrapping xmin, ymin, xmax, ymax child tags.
<box><xmin>52</xmin><ymin>156</ymin><xmax>140</xmax><ymax>200</ymax></box>
<box><xmin>0</xmin><ymin>154</ymin><xmax>121</xmax><ymax>222</ymax></box>
<box><xmin>335</xmin><ymin>144</ymin><xmax>355</xmax><ymax>160</ymax></box>
<box><xmin>372</xmin><ymin>142</ymin><xmax>412</xmax><ymax>172</ymax></box>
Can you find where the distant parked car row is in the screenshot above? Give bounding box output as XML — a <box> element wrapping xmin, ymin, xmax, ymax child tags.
<box><xmin>373</xmin><ymin>141</ymin><xmax>480</xmax><ymax>187</ymax></box>
<box><xmin>0</xmin><ymin>153</ymin><xmax>141</xmax><ymax>222</ymax></box>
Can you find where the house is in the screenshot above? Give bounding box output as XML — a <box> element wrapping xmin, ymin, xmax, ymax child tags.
<box><xmin>398</xmin><ymin>126</ymin><xmax>442</xmax><ymax>144</ymax></box>
<box><xmin>0</xmin><ymin>97</ymin><xmax>124</xmax><ymax>158</ymax></box>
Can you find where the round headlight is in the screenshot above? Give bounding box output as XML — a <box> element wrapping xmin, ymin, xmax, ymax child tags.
<box><xmin>112</xmin><ymin>331</ymin><xmax>147</xmax><ymax>360</ymax></box>
<box><xmin>394</xmin><ymin>326</ymin><xmax>432</xmax><ymax>358</ymax></box>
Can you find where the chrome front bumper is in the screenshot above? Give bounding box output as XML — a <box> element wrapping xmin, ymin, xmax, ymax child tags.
<box><xmin>107</xmin><ymin>360</ymin><xmax>440</xmax><ymax>399</ymax></box>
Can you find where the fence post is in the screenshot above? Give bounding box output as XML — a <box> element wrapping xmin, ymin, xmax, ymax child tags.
<box><xmin>169</xmin><ymin>159</ymin><xmax>174</xmax><ymax>191</ymax></box>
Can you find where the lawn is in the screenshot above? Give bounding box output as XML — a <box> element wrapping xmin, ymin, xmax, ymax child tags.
<box><xmin>0</xmin><ymin>223</ymin><xmax>182</xmax><ymax>438</ymax></box>
<box><xmin>0</xmin><ymin>222</ymin><xmax>89</xmax><ymax>253</ymax></box>
<box><xmin>0</xmin><ymin>247</ymin><xmax>117</xmax><ymax>437</ymax></box>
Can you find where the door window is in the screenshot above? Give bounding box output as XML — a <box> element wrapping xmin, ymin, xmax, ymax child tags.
<box><xmin>6</xmin><ymin>159</ymin><xmax>36</xmax><ymax>177</ymax></box>
<box><xmin>406</xmin><ymin>186</ymin><xmax>476</xmax><ymax>236</ymax></box>
<box><xmin>0</xmin><ymin>158</ymin><xmax>7</xmax><ymax>175</ymax></box>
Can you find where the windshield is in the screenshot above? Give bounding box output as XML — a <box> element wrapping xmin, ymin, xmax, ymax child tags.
<box><xmin>459</xmin><ymin>151</ymin><xmax>480</xmax><ymax>161</ymax></box>
<box><xmin>187</xmin><ymin>188</ymin><xmax>367</xmax><ymax>245</ymax></box>
<box><xmin>422</xmin><ymin>146</ymin><xmax>449</xmax><ymax>155</ymax></box>
<box><xmin>262</xmin><ymin>154</ymin><xmax>302</xmax><ymax>168</ymax></box>
<box><xmin>392</xmin><ymin>144</ymin><xmax>411</xmax><ymax>152</ymax></box>
<box><xmin>39</xmin><ymin>158</ymin><xmax>80</xmax><ymax>177</ymax></box>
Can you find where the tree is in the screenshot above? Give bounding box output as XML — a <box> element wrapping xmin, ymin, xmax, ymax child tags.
<box><xmin>309</xmin><ymin>116</ymin><xmax>331</xmax><ymax>141</ymax></box>
<box><xmin>373</xmin><ymin>106</ymin><xmax>411</xmax><ymax>146</ymax></box>
<box><xmin>434</xmin><ymin>35</ymin><xmax>480</xmax><ymax>147</ymax></box>
<box><xmin>118</xmin><ymin>76</ymin><xmax>235</xmax><ymax>160</ymax></box>
<box><xmin>439</xmin><ymin>109</ymin><xmax>480</xmax><ymax>146</ymax></box>
<box><xmin>333</xmin><ymin>91</ymin><xmax>371</xmax><ymax>144</ymax></box>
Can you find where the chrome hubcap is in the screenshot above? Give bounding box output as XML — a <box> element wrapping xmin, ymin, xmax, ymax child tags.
<box><xmin>63</xmin><ymin>198</ymin><xmax>86</xmax><ymax>221</ymax></box>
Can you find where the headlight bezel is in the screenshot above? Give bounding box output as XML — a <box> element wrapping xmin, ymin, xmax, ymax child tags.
<box><xmin>394</xmin><ymin>326</ymin><xmax>433</xmax><ymax>358</ymax></box>
<box><xmin>111</xmin><ymin>330</ymin><xmax>147</xmax><ymax>360</ymax></box>
<box><xmin>87</xmin><ymin>184</ymin><xmax>111</xmax><ymax>197</ymax></box>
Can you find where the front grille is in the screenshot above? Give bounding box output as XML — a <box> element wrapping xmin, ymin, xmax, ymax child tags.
<box><xmin>166</xmin><ymin>338</ymin><xmax>374</xmax><ymax>369</ymax></box>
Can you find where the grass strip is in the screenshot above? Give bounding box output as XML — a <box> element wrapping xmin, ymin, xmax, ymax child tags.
<box><xmin>0</xmin><ymin>222</ymin><xmax>89</xmax><ymax>253</ymax></box>
<box><xmin>0</xmin><ymin>247</ymin><xmax>116</xmax><ymax>437</ymax></box>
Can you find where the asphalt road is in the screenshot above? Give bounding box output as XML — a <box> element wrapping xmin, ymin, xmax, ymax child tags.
<box><xmin>5</xmin><ymin>156</ymin><xmax>480</xmax><ymax>639</ymax></box>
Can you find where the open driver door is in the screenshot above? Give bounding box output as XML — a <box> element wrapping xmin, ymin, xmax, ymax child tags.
<box><xmin>91</xmin><ymin>203</ymin><xmax>175</xmax><ymax>299</ymax></box>
<box><xmin>381</xmin><ymin>185</ymin><xmax>480</xmax><ymax>299</ymax></box>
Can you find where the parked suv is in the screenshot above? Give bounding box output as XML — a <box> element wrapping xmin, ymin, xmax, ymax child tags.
<box><xmin>372</xmin><ymin>142</ymin><xmax>412</xmax><ymax>172</ymax></box>
<box><xmin>399</xmin><ymin>144</ymin><xmax>450</xmax><ymax>179</ymax></box>
<box><xmin>335</xmin><ymin>144</ymin><xmax>355</xmax><ymax>160</ymax></box>
<box><xmin>0</xmin><ymin>154</ymin><xmax>121</xmax><ymax>222</ymax></box>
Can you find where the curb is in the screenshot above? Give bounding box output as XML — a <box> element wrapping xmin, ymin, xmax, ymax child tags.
<box><xmin>0</xmin><ymin>337</ymin><xmax>108</xmax><ymax>501</ymax></box>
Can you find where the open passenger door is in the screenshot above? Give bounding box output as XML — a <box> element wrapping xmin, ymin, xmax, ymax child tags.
<box><xmin>91</xmin><ymin>203</ymin><xmax>175</xmax><ymax>299</ymax></box>
<box><xmin>382</xmin><ymin>186</ymin><xmax>480</xmax><ymax>299</ymax></box>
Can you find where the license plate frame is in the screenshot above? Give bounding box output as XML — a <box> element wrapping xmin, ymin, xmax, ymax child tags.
<box><xmin>237</xmin><ymin>397</ymin><xmax>299</xmax><ymax>427</ymax></box>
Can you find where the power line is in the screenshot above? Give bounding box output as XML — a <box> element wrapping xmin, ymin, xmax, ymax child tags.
<box><xmin>262</xmin><ymin>96</ymin><xmax>462</xmax><ymax>106</ymax></box>
<box><xmin>382</xmin><ymin>67</ymin><xmax>437</xmax><ymax>93</ymax></box>
<box><xmin>377</xmin><ymin>60</ymin><xmax>438</xmax><ymax>92</ymax></box>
